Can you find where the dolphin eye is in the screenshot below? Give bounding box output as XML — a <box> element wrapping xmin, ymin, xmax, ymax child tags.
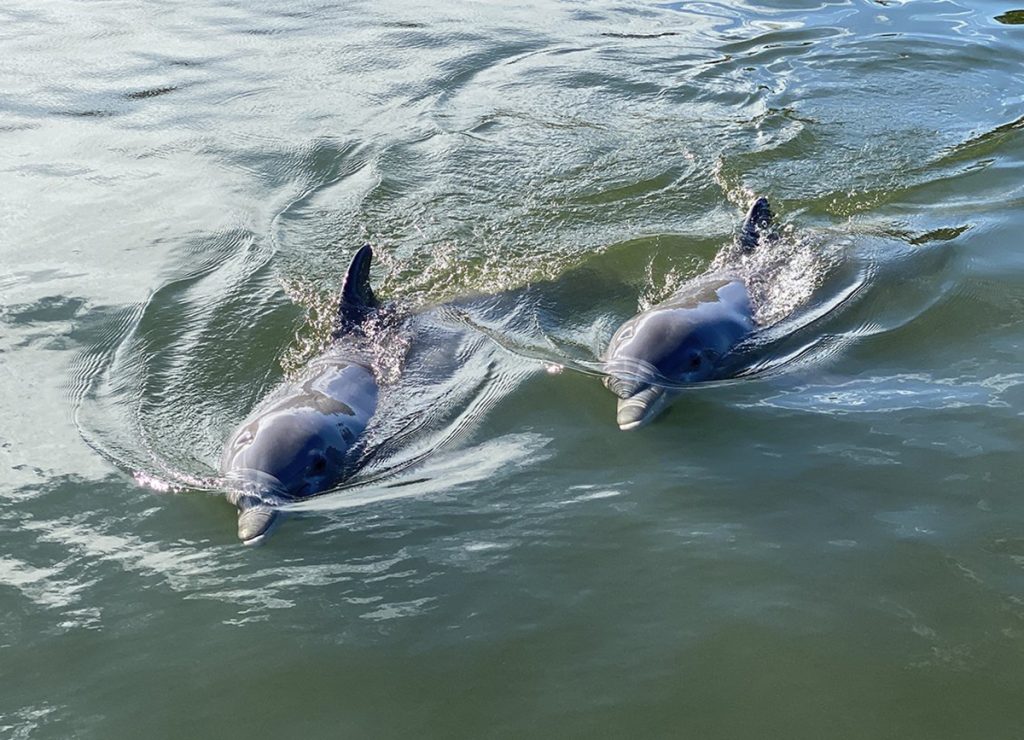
<box><xmin>689</xmin><ymin>352</ymin><xmax>702</xmax><ymax>370</ymax></box>
<box><xmin>310</xmin><ymin>454</ymin><xmax>327</xmax><ymax>474</ymax></box>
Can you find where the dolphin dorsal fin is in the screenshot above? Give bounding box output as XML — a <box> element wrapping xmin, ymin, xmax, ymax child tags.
<box><xmin>739</xmin><ymin>196</ymin><xmax>774</xmax><ymax>251</ymax></box>
<box><xmin>335</xmin><ymin>244</ymin><xmax>378</xmax><ymax>336</ymax></box>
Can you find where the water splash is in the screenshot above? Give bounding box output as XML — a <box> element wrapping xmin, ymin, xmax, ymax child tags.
<box><xmin>711</xmin><ymin>224</ymin><xmax>846</xmax><ymax>327</ymax></box>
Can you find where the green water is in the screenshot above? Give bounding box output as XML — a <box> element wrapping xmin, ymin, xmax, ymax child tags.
<box><xmin>4</xmin><ymin>0</ymin><xmax>1024</xmax><ymax>737</ymax></box>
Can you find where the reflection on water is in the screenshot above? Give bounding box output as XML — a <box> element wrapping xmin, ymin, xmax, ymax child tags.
<box><xmin>5</xmin><ymin>0</ymin><xmax>1024</xmax><ymax>736</ymax></box>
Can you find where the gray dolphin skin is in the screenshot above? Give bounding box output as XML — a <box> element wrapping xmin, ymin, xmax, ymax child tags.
<box><xmin>602</xmin><ymin>197</ymin><xmax>773</xmax><ymax>430</ymax></box>
<box><xmin>220</xmin><ymin>244</ymin><xmax>380</xmax><ymax>545</ymax></box>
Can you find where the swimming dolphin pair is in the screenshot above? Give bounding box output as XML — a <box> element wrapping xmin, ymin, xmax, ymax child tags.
<box><xmin>220</xmin><ymin>197</ymin><xmax>774</xmax><ymax>543</ymax></box>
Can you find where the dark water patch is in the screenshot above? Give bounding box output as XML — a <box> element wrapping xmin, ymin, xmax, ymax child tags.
<box><xmin>995</xmin><ymin>9</ymin><xmax>1024</xmax><ymax>24</ymax></box>
<box><xmin>123</xmin><ymin>85</ymin><xmax>178</xmax><ymax>100</ymax></box>
<box><xmin>601</xmin><ymin>31</ymin><xmax>681</xmax><ymax>39</ymax></box>
<box><xmin>133</xmin><ymin>50</ymin><xmax>223</xmax><ymax>71</ymax></box>
<box><xmin>2</xmin><ymin>296</ymin><xmax>87</xmax><ymax>324</ymax></box>
<box><xmin>56</xmin><ymin>109</ymin><xmax>117</xmax><ymax>119</ymax></box>
<box><xmin>937</xmin><ymin>114</ymin><xmax>1024</xmax><ymax>166</ymax></box>
<box><xmin>0</xmin><ymin>297</ymin><xmax>93</xmax><ymax>351</ymax></box>
<box><xmin>242</xmin><ymin>26</ymin><xmax>293</xmax><ymax>37</ymax></box>
<box><xmin>909</xmin><ymin>225</ymin><xmax>971</xmax><ymax>245</ymax></box>
<box><xmin>384</xmin><ymin>20</ymin><xmax>427</xmax><ymax>29</ymax></box>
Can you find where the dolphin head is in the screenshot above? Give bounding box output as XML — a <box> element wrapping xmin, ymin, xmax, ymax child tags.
<box><xmin>221</xmin><ymin>371</ymin><xmax>375</xmax><ymax>544</ymax></box>
<box><xmin>603</xmin><ymin>309</ymin><xmax>717</xmax><ymax>430</ymax></box>
<box><xmin>224</xmin><ymin>407</ymin><xmax>354</xmax><ymax>496</ymax></box>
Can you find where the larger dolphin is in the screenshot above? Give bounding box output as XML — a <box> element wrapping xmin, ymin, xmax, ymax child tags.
<box><xmin>602</xmin><ymin>197</ymin><xmax>773</xmax><ymax>430</ymax></box>
<box><xmin>220</xmin><ymin>245</ymin><xmax>381</xmax><ymax>545</ymax></box>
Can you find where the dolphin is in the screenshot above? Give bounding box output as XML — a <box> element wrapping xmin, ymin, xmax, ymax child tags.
<box><xmin>602</xmin><ymin>197</ymin><xmax>774</xmax><ymax>430</ymax></box>
<box><xmin>220</xmin><ymin>244</ymin><xmax>381</xmax><ymax>545</ymax></box>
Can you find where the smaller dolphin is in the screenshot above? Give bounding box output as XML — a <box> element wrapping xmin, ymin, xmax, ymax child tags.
<box><xmin>602</xmin><ymin>197</ymin><xmax>773</xmax><ymax>430</ymax></box>
<box><xmin>220</xmin><ymin>245</ymin><xmax>380</xmax><ymax>545</ymax></box>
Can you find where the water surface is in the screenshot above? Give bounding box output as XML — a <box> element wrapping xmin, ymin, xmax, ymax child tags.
<box><xmin>3</xmin><ymin>0</ymin><xmax>1024</xmax><ymax>737</ymax></box>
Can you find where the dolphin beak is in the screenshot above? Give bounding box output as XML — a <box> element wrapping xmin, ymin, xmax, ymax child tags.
<box><xmin>616</xmin><ymin>386</ymin><xmax>669</xmax><ymax>431</ymax></box>
<box><xmin>235</xmin><ymin>496</ymin><xmax>282</xmax><ymax>546</ymax></box>
<box><xmin>225</xmin><ymin>472</ymin><xmax>289</xmax><ymax>545</ymax></box>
